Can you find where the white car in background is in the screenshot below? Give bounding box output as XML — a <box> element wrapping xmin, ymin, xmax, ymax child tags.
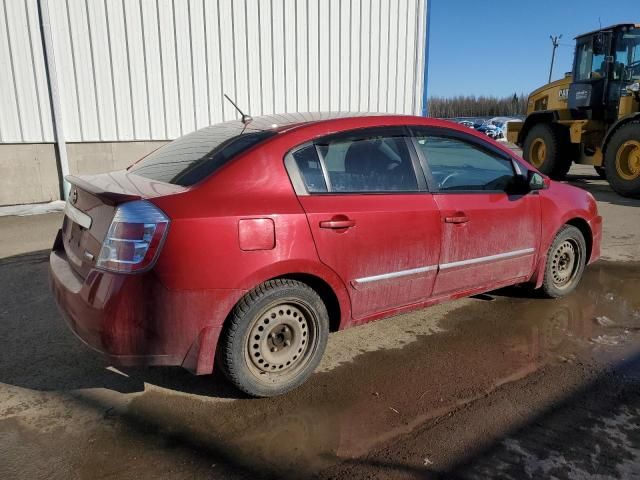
<box><xmin>489</xmin><ymin>117</ymin><xmax>523</xmax><ymax>142</ymax></box>
<box><xmin>457</xmin><ymin>120</ymin><xmax>476</xmax><ymax>129</ymax></box>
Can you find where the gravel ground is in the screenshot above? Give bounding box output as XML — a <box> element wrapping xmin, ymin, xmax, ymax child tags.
<box><xmin>1</xmin><ymin>164</ymin><xmax>639</xmax><ymax>479</ymax></box>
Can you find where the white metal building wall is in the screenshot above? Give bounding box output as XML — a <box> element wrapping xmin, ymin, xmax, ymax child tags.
<box><xmin>0</xmin><ymin>0</ymin><xmax>55</xmax><ymax>142</ymax></box>
<box><xmin>0</xmin><ymin>0</ymin><xmax>428</xmax><ymax>144</ymax></box>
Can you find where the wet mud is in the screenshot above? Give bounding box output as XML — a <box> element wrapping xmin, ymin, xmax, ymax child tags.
<box><xmin>1</xmin><ymin>259</ymin><xmax>640</xmax><ymax>479</ymax></box>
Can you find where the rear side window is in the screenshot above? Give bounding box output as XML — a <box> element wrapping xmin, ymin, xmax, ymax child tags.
<box><xmin>414</xmin><ymin>135</ymin><xmax>515</xmax><ymax>192</ymax></box>
<box><xmin>290</xmin><ymin>130</ymin><xmax>419</xmax><ymax>194</ymax></box>
<box><xmin>129</xmin><ymin>123</ymin><xmax>275</xmax><ymax>186</ymax></box>
<box><xmin>292</xmin><ymin>145</ymin><xmax>328</xmax><ymax>193</ymax></box>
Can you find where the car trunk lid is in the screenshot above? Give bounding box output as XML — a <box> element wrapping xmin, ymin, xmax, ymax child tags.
<box><xmin>61</xmin><ymin>170</ymin><xmax>185</xmax><ymax>279</ymax></box>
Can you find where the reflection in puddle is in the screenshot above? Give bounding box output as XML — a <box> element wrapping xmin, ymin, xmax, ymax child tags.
<box><xmin>116</xmin><ymin>263</ymin><xmax>640</xmax><ymax>478</ymax></box>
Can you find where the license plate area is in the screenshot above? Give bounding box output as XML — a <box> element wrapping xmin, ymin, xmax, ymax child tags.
<box><xmin>62</xmin><ymin>215</ymin><xmax>88</xmax><ymax>269</ymax></box>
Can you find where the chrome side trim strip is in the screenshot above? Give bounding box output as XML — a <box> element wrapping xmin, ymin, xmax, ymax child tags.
<box><xmin>353</xmin><ymin>265</ymin><xmax>438</xmax><ymax>286</ymax></box>
<box><xmin>439</xmin><ymin>248</ymin><xmax>535</xmax><ymax>270</ymax></box>
<box><xmin>351</xmin><ymin>248</ymin><xmax>536</xmax><ymax>288</ymax></box>
<box><xmin>64</xmin><ymin>202</ymin><xmax>92</xmax><ymax>229</ymax></box>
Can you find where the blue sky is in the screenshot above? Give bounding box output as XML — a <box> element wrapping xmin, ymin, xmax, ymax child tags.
<box><xmin>427</xmin><ymin>0</ymin><xmax>638</xmax><ymax>97</ymax></box>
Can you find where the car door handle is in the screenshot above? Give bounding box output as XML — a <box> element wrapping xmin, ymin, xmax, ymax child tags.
<box><xmin>445</xmin><ymin>215</ymin><xmax>469</xmax><ymax>224</ymax></box>
<box><xmin>319</xmin><ymin>218</ymin><xmax>356</xmax><ymax>229</ymax></box>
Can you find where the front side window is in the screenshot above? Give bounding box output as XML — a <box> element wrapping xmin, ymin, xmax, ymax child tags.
<box><xmin>291</xmin><ymin>130</ymin><xmax>420</xmax><ymax>194</ymax></box>
<box><xmin>414</xmin><ymin>135</ymin><xmax>515</xmax><ymax>192</ymax></box>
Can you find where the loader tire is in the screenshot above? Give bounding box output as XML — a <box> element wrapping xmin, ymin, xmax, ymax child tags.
<box><xmin>605</xmin><ymin>121</ymin><xmax>640</xmax><ymax>198</ymax></box>
<box><xmin>523</xmin><ymin>123</ymin><xmax>572</xmax><ymax>180</ymax></box>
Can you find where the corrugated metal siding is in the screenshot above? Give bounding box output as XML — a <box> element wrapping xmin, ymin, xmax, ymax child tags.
<box><xmin>0</xmin><ymin>0</ymin><xmax>428</xmax><ymax>144</ymax></box>
<box><xmin>0</xmin><ymin>0</ymin><xmax>55</xmax><ymax>142</ymax></box>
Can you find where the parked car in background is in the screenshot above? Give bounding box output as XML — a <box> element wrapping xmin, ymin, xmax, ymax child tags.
<box><xmin>500</xmin><ymin>119</ymin><xmax>523</xmax><ymax>142</ymax></box>
<box><xmin>490</xmin><ymin>121</ymin><xmax>506</xmax><ymax>139</ymax></box>
<box><xmin>488</xmin><ymin>117</ymin><xmax>524</xmax><ymax>142</ymax></box>
<box><xmin>458</xmin><ymin>120</ymin><xmax>475</xmax><ymax>129</ymax></box>
<box><xmin>50</xmin><ymin>113</ymin><xmax>602</xmax><ymax>397</ymax></box>
<box><xmin>476</xmin><ymin>123</ymin><xmax>501</xmax><ymax>139</ymax></box>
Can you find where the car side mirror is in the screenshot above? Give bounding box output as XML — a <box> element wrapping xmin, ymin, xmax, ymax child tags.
<box><xmin>507</xmin><ymin>174</ymin><xmax>531</xmax><ymax>194</ymax></box>
<box><xmin>528</xmin><ymin>171</ymin><xmax>545</xmax><ymax>191</ymax></box>
<box><xmin>507</xmin><ymin>171</ymin><xmax>545</xmax><ymax>195</ymax></box>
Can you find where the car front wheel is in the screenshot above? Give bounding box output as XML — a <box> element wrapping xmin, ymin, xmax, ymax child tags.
<box><xmin>540</xmin><ymin>225</ymin><xmax>587</xmax><ymax>298</ymax></box>
<box><xmin>219</xmin><ymin>279</ymin><xmax>329</xmax><ymax>397</ymax></box>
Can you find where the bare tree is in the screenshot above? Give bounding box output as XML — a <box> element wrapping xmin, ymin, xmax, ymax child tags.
<box><xmin>428</xmin><ymin>94</ymin><xmax>528</xmax><ymax>118</ymax></box>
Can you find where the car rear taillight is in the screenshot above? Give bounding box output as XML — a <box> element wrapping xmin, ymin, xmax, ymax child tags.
<box><xmin>96</xmin><ymin>200</ymin><xmax>169</xmax><ymax>273</ymax></box>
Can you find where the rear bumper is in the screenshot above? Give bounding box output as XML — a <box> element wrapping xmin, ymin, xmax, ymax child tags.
<box><xmin>49</xmin><ymin>234</ymin><xmax>244</xmax><ymax>374</ymax></box>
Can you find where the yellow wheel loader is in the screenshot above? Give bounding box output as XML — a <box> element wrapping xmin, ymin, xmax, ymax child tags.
<box><xmin>508</xmin><ymin>24</ymin><xmax>640</xmax><ymax>197</ymax></box>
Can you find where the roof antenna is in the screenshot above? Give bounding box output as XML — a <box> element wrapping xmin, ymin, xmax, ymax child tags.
<box><xmin>224</xmin><ymin>94</ymin><xmax>252</xmax><ymax>124</ymax></box>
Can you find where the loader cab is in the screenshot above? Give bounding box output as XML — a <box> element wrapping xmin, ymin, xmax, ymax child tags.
<box><xmin>611</xmin><ymin>26</ymin><xmax>640</xmax><ymax>114</ymax></box>
<box><xmin>569</xmin><ymin>24</ymin><xmax>640</xmax><ymax>121</ymax></box>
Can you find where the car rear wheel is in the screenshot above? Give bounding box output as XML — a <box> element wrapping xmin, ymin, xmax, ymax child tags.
<box><xmin>522</xmin><ymin>123</ymin><xmax>572</xmax><ymax>180</ymax></box>
<box><xmin>219</xmin><ymin>279</ymin><xmax>329</xmax><ymax>397</ymax></box>
<box><xmin>605</xmin><ymin>121</ymin><xmax>640</xmax><ymax>198</ymax></box>
<box><xmin>540</xmin><ymin>225</ymin><xmax>587</xmax><ymax>298</ymax></box>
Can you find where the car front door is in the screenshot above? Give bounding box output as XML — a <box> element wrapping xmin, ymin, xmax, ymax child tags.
<box><xmin>410</xmin><ymin>128</ymin><xmax>541</xmax><ymax>297</ymax></box>
<box><xmin>285</xmin><ymin>127</ymin><xmax>441</xmax><ymax>321</ymax></box>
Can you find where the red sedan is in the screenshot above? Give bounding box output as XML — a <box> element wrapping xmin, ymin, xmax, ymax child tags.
<box><xmin>49</xmin><ymin>113</ymin><xmax>602</xmax><ymax>397</ymax></box>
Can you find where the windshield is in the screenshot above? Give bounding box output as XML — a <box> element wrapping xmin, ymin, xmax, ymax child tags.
<box><xmin>615</xmin><ymin>28</ymin><xmax>640</xmax><ymax>81</ymax></box>
<box><xmin>129</xmin><ymin>123</ymin><xmax>276</xmax><ymax>186</ymax></box>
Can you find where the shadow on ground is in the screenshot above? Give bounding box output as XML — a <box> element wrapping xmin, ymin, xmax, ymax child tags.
<box><xmin>331</xmin><ymin>353</ymin><xmax>640</xmax><ymax>479</ymax></box>
<box><xmin>442</xmin><ymin>356</ymin><xmax>640</xmax><ymax>479</ymax></box>
<box><xmin>0</xmin><ymin>249</ymin><xmax>239</xmax><ymax>398</ymax></box>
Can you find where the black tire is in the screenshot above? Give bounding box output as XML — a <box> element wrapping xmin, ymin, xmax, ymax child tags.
<box><xmin>522</xmin><ymin>123</ymin><xmax>572</xmax><ymax>180</ymax></box>
<box><xmin>594</xmin><ymin>166</ymin><xmax>607</xmax><ymax>179</ymax></box>
<box><xmin>219</xmin><ymin>279</ymin><xmax>329</xmax><ymax>397</ymax></box>
<box><xmin>604</xmin><ymin>121</ymin><xmax>640</xmax><ymax>197</ymax></box>
<box><xmin>540</xmin><ymin>225</ymin><xmax>587</xmax><ymax>298</ymax></box>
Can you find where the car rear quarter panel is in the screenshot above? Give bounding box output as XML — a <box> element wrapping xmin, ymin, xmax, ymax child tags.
<box><xmin>149</xmin><ymin>136</ymin><xmax>353</xmax><ymax>329</ymax></box>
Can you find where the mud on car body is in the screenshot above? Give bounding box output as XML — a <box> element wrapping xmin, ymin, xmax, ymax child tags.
<box><xmin>50</xmin><ymin>113</ymin><xmax>602</xmax><ymax>397</ymax></box>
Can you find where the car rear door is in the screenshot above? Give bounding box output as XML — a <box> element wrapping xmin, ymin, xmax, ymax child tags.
<box><xmin>410</xmin><ymin>128</ymin><xmax>541</xmax><ymax>296</ymax></box>
<box><xmin>285</xmin><ymin>127</ymin><xmax>441</xmax><ymax>321</ymax></box>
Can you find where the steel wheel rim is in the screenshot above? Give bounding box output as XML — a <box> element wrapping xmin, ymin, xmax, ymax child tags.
<box><xmin>529</xmin><ymin>138</ymin><xmax>547</xmax><ymax>168</ymax></box>
<box><xmin>616</xmin><ymin>140</ymin><xmax>640</xmax><ymax>181</ymax></box>
<box><xmin>550</xmin><ymin>239</ymin><xmax>581</xmax><ymax>290</ymax></box>
<box><xmin>245</xmin><ymin>300</ymin><xmax>318</xmax><ymax>380</ymax></box>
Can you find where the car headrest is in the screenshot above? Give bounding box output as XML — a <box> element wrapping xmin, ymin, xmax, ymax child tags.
<box><xmin>344</xmin><ymin>140</ymin><xmax>388</xmax><ymax>174</ymax></box>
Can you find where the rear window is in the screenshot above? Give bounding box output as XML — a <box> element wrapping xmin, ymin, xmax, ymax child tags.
<box><xmin>129</xmin><ymin>123</ymin><xmax>276</xmax><ymax>186</ymax></box>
